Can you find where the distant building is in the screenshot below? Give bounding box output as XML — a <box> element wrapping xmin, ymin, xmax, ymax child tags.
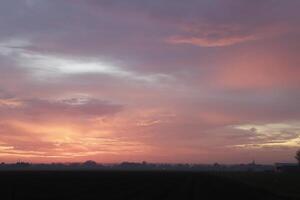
<box><xmin>274</xmin><ymin>163</ymin><xmax>300</xmax><ymax>172</ymax></box>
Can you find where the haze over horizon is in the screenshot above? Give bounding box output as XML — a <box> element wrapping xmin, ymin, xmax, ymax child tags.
<box><xmin>0</xmin><ymin>0</ymin><xmax>300</xmax><ymax>164</ymax></box>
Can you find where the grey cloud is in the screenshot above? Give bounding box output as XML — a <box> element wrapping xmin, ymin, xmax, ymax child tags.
<box><xmin>0</xmin><ymin>97</ymin><xmax>123</xmax><ymax>121</ymax></box>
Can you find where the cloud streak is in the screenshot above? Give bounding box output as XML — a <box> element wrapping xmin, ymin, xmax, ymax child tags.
<box><xmin>167</xmin><ymin>23</ymin><xmax>291</xmax><ymax>47</ymax></box>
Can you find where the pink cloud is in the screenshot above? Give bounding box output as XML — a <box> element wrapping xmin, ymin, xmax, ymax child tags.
<box><xmin>167</xmin><ymin>23</ymin><xmax>292</xmax><ymax>47</ymax></box>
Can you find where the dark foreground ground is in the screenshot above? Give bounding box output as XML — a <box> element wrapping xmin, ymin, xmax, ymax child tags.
<box><xmin>0</xmin><ymin>171</ymin><xmax>299</xmax><ymax>200</ymax></box>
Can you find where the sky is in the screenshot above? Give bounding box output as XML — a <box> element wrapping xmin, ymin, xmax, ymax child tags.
<box><xmin>0</xmin><ymin>0</ymin><xmax>300</xmax><ymax>164</ymax></box>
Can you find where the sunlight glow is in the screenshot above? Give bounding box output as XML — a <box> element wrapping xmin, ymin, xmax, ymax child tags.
<box><xmin>232</xmin><ymin>122</ymin><xmax>300</xmax><ymax>148</ymax></box>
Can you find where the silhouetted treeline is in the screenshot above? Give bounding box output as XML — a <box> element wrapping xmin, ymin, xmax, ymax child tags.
<box><xmin>0</xmin><ymin>160</ymin><xmax>280</xmax><ymax>172</ymax></box>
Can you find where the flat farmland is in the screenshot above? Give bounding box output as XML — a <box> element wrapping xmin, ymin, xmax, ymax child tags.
<box><xmin>0</xmin><ymin>171</ymin><xmax>299</xmax><ymax>200</ymax></box>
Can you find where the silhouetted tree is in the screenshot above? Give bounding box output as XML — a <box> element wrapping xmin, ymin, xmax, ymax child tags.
<box><xmin>83</xmin><ymin>160</ymin><xmax>97</xmax><ymax>167</ymax></box>
<box><xmin>296</xmin><ymin>150</ymin><xmax>300</xmax><ymax>165</ymax></box>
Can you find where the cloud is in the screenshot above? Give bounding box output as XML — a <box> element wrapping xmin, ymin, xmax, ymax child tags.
<box><xmin>227</xmin><ymin>122</ymin><xmax>300</xmax><ymax>149</ymax></box>
<box><xmin>0</xmin><ymin>0</ymin><xmax>300</xmax><ymax>163</ymax></box>
<box><xmin>167</xmin><ymin>23</ymin><xmax>290</xmax><ymax>47</ymax></box>
<box><xmin>0</xmin><ymin>97</ymin><xmax>123</xmax><ymax>122</ymax></box>
<box><xmin>0</xmin><ymin>96</ymin><xmax>151</xmax><ymax>161</ymax></box>
<box><xmin>0</xmin><ymin>123</ymin><xmax>151</xmax><ymax>159</ymax></box>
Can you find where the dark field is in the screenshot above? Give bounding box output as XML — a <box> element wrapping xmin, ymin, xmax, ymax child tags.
<box><xmin>0</xmin><ymin>171</ymin><xmax>299</xmax><ymax>200</ymax></box>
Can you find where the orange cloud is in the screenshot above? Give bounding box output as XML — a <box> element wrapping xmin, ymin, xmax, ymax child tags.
<box><xmin>0</xmin><ymin>98</ymin><xmax>23</xmax><ymax>107</ymax></box>
<box><xmin>0</xmin><ymin>107</ymin><xmax>153</xmax><ymax>162</ymax></box>
<box><xmin>0</xmin><ymin>119</ymin><xmax>152</xmax><ymax>161</ymax></box>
